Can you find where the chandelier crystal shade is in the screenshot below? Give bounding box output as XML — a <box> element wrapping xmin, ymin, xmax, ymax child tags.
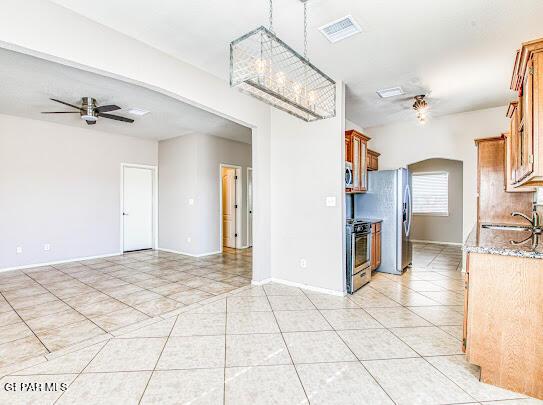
<box><xmin>229</xmin><ymin>3</ymin><xmax>336</xmax><ymax>122</ymax></box>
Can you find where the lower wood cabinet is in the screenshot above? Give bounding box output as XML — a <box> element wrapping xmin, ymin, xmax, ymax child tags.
<box><xmin>371</xmin><ymin>222</ymin><xmax>381</xmax><ymax>271</ymax></box>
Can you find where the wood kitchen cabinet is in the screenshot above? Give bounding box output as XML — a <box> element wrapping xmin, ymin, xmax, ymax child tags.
<box><xmin>371</xmin><ymin>222</ymin><xmax>381</xmax><ymax>271</ymax></box>
<box><xmin>463</xmin><ymin>252</ymin><xmax>543</xmax><ymax>399</ymax></box>
<box><xmin>508</xmin><ymin>38</ymin><xmax>543</xmax><ymax>187</ymax></box>
<box><xmin>367</xmin><ymin>149</ymin><xmax>380</xmax><ymax>171</ymax></box>
<box><xmin>475</xmin><ymin>136</ymin><xmax>532</xmax><ymax>224</ymax></box>
<box><xmin>504</xmin><ymin>105</ymin><xmax>534</xmax><ymax>192</ymax></box>
<box><xmin>345</xmin><ymin>130</ymin><xmax>370</xmax><ymax>193</ymax></box>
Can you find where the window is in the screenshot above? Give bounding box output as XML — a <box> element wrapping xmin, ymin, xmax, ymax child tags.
<box><xmin>412</xmin><ymin>171</ymin><xmax>449</xmax><ymax>216</ymax></box>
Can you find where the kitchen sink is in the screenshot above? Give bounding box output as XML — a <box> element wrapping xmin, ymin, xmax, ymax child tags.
<box><xmin>482</xmin><ymin>224</ymin><xmax>534</xmax><ymax>232</ymax></box>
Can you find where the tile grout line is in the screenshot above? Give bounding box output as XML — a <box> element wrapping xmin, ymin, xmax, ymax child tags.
<box><xmin>300</xmin><ymin>288</ymin><xmax>399</xmax><ymax>405</ymax></box>
<box><xmin>136</xmin><ymin>314</ymin><xmax>177</xmax><ymax>405</ymax></box>
<box><xmin>0</xmin><ymin>290</ymin><xmax>51</xmax><ymax>354</ymax></box>
<box><xmin>53</xmin><ymin>339</ymin><xmax>110</xmax><ymax>404</ymax></box>
<box><xmin>262</xmin><ymin>286</ymin><xmax>311</xmax><ymax>404</ymax></box>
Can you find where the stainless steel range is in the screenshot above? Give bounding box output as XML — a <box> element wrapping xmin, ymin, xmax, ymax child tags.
<box><xmin>345</xmin><ymin>219</ymin><xmax>372</xmax><ymax>293</ymax></box>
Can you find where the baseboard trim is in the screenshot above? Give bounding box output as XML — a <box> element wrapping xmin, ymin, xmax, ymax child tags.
<box><xmin>157</xmin><ymin>247</ymin><xmax>221</xmax><ymax>258</ymax></box>
<box><xmin>251</xmin><ymin>277</ymin><xmax>345</xmax><ymax>297</ymax></box>
<box><xmin>411</xmin><ymin>239</ymin><xmax>463</xmax><ymax>246</ymax></box>
<box><xmin>0</xmin><ymin>252</ymin><xmax>122</xmax><ymax>273</ymax></box>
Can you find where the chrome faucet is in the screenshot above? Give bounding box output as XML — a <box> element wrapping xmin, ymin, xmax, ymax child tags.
<box><xmin>511</xmin><ymin>206</ymin><xmax>541</xmax><ymax>228</ymax></box>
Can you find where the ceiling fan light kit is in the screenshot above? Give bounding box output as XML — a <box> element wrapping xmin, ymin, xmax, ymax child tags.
<box><xmin>42</xmin><ymin>97</ymin><xmax>134</xmax><ymax>125</ymax></box>
<box><xmin>230</xmin><ymin>0</ymin><xmax>336</xmax><ymax>122</ymax></box>
<box><xmin>413</xmin><ymin>94</ymin><xmax>429</xmax><ymax>125</ymax></box>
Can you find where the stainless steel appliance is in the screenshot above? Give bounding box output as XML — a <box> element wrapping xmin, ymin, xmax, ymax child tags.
<box><xmin>355</xmin><ymin>168</ymin><xmax>412</xmax><ymax>275</ymax></box>
<box><xmin>346</xmin><ymin>219</ymin><xmax>372</xmax><ymax>293</ymax></box>
<box><xmin>345</xmin><ymin>162</ymin><xmax>353</xmax><ymax>188</ymax></box>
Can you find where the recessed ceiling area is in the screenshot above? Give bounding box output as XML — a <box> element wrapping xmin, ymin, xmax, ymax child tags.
<box><xmin>0</xmin><ymin>48</ymin><xmax>252</xmax><ymax>143</ymax></box>
<box><xmin>49</xmin><ymin>0</ymin><xmax>543</xmax><ymax>128</ymax></box>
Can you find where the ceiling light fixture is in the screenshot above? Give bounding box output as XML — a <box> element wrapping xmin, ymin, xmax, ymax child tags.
<box><xmin>413</xmin><ymin>95</ymin><xmax>429</xmax><ymax>125</ymax></box>
<box><xmin>229</xmin><ymin>0</ymin><xmax>336</xmax><ymax>122</ymax></box>
<box><xmin>376</xmin><ymin>86</ymin><xmax>405</xmax><ymax>98</ymax></box>
<box><xmin>127</xmin><ymin>108</ymin><xmax>150</xmax><ymax>116</ymax></box>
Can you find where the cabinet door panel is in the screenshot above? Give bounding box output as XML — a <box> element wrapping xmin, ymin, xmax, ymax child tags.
<box><xmin>360</xmin><ymin>141</ymin><xmax>368</xmax><ymax>191</ymax></box>
<box><xmin>518</xmin><ymin>57</ymin><xmax>535</xmax><ymax>181</ymax></box>
<box><xmin>352</xmin><ymin>137</ymin><xmax>361</xmax><ymax>190</ymax></box>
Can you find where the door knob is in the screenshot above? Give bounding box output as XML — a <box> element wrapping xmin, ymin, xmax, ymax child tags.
<box><xmin>123</xmin><ymin>212</ymin><xmax>128</xmax><ymax>216</ymax></box>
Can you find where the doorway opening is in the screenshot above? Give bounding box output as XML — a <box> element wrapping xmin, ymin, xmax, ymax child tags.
<box><xmin>120</xmin><ymin>163</ymin><xmax>158</xmax><ymax>252</ymax></box>
<box><xmin>220</xmin><ymin>164</ymin><xmax>242</xmax><ymax>250</ymax></box>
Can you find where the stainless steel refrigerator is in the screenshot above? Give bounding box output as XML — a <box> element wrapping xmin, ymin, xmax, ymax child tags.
<box><xmin>354</xmin><ymin>168</ymin><xmax>413</xmax><ymax>275</ymax></box>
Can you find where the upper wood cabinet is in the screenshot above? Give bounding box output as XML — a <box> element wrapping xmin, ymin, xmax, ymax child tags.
<box><xmin>345</xmin><ymin>130</ymin><xmax>370</xmax><ymax>193</ymax></box>
<box><xmin>367</xmin><ymin>149</ymin><xmax>380</xmax><ymax>171</ymax></box>
<box><xmin>475</xmin><ymin>136</ymin><xmax>532</xmax><ymax>224</ymax></box>
<box><xmin>508</xmin><ymin>38</ymin><xmax>543</xmax><ymax>187</ymax></box>
<box><xmin>505</xmin><ymin>104</ymin><xmax>534</xmax><ymax>192</ymax></box>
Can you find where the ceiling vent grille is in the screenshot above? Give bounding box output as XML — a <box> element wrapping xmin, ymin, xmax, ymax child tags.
<box><xmin>319</xmin><ymin>15</ymin><xmax>362</xmax><ymax>43</ymax></box>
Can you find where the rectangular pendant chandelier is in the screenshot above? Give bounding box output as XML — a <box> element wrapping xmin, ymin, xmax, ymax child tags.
<box><xmin>230</xmin><ymin>26</ymin><xmax>336</xmax><ymax>122</ymax></box>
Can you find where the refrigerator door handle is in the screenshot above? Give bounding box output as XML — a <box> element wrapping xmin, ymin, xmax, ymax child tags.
<box><xmin>404</xmin><ymin>184</ymin><xmax>412</xmax><ymax>237</ymax></box>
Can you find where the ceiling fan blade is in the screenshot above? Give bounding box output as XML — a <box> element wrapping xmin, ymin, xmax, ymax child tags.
<box><xmin>97</xmin><ymin>113</ymin><xmax>134</xmax><ymax>123</ymax></box>
<box><xmin>95</xmin><ymin>104</ymin><xmax>121</xmax><ymax>113</ymax></box>
<box><xmin>41</xmin><ymin>111</ymin><xmax>81</xmax><ymax>114</ymax></box>
<box><xmin>50</xmin><ymin>98</ymin><xmax>82</xmax><ymax>110</ymax></box>
<box><xmin>86</xmin><ymin>120</ymin><xmax>96</xmax><ymax>125</ymax></box>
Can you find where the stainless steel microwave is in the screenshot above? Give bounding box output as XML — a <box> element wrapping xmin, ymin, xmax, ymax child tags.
<box><xmin>345</xmin><ymin>162</ymin><xmax>353</xmax><ymax>188</ymax></box>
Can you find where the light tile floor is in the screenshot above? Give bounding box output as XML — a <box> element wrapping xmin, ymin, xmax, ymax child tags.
<box><xmin>1</xmin><ymin>243</ymin><xmax>542</xmax><ymax>404</ymax></box>
<box><xmin>0</xmin><ymin>248</ymin><xmax>252</xmax><ymax>367</ymax></box>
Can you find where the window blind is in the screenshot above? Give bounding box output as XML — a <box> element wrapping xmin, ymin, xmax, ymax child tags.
<box><xmin>412</xmin><ymin>172</ymin><xmax>449</xmax><ymax>215</ymax></box>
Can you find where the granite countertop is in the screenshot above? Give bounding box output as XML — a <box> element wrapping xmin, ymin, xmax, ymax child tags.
<box><xmin>463</xmin><ymin>223</ymin><xmax>543</xmax><ymax>259</ymax></box>
<box><xmin>356</xmin><ymin>218</ymin><xmax>383</xmax><ymax>224</ymax></box>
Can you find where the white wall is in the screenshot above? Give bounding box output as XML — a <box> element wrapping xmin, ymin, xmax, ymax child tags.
<box><xmin>159</xmin><ymin>133</ymin><xmax>251</xmax><ymax>256</ymax></box>
<box><xmin>196</xmin><ymin>134</ymin><xmax>252</xmax><ymax>252</ymax></box>
<box><xmin>0</xmin><ymin>0</ymin><xmax>348</xmax><ymax>292</ymax></box>
<box><xmin>270</xmin><ymin>82</ymin><xmax>346</xmax><ymax>294</ymax></box>
<box><xmin>0</xmin><ymin>0</ymin><xmax>272</xmax><ymax>282</ymax></box>
<box><xmin>157</xmin><ymin>134</ymin><xmax>199</xmax><ymax>255</ymax></box>
<box><xmin>0</xmin><ymin>113</ymin><xmax>158</xmax><ymax>270</ymax></box>
<box><xmin>345</xmin><ymin>119</ymin><xmax>365</xmax><ymax>133</ymax></box>
<box><xmin>365</xmin><ymin>106</ymin><xmax>509</xmax><ymax>239</ymax></box>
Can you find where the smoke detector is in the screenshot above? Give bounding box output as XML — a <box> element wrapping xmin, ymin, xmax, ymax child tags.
<box><xmin>319</xmin><ymin>15</ymin><xmax>362</xmax><ymax>43</ymax></box>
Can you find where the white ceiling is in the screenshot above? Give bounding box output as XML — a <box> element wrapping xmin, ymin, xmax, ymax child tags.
<box><xmin>49</xmin><ymin>0</ymin><xmax>543</xmax><ymax>128</ymax></box>
<box><xmin>0</xmin><ymin>48</ymin><xmax>252</xmax><ymax>143</ymax></box>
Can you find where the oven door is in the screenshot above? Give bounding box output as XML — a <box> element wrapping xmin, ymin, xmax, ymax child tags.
<box><xmin>352</xmin><ymin>232</ymin><xmax>371</xmax><ymax>273</ymax></box>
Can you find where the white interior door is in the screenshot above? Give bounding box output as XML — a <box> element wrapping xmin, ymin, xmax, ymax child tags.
<box><xmin>123</xmin><ymin>166</ymin><xmax>153</xmax><ymax>252</ymax></box>
<box><xmin>247</xmin><ymin>168</ymin><xmax>253</xmax><ymax>247</ymax></box>
<box><xmin>222</xmin><ymin>167</ymin><xmax>237</xmax><ymax>248</ymax></box>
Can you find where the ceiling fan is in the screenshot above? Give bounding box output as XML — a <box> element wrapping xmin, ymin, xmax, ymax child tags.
<box><xmin>42</xmin><ymin>97</ymin><xmax>134</xmax><ymax>125</ymax></box>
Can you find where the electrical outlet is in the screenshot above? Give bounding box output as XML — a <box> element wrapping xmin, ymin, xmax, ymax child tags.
<box><xmin>187</xmin><ymin>237</ymin><xmax>192</xmax><ymax>243</ymax></box>
<box><xmin>16</xmin><ymin>246</ymin><xmax>23</xmax><ymax>254</ymax></box>
<box><xmin>300</xmin><ymin>258</ymin><xmax>307</xmax><ymax>269</ymax></box>
<box><xmin>188</xmin><ymin>198</ymin><xmax>194</xmax><ymax>206</ymax></box>
<box><xmin>44</xmin><ymin>244</ymin><xmax>50</xmax><ymax>251</ymax></box>
<box><xmin>325</xmin><ymin>196</ymin><xmax>337</xmax><ymax>207</ymax></box>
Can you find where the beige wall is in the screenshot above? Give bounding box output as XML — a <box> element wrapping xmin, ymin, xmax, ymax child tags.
<box><xmin>408</xmin><ymin>158</ymin><xmax>463</xmax><ymax>244</ymax></box>
<box><xmin>158</xmin><ymin>133</ymin><xmax>252</xmax><ymax>256</ymax></box>
<box><xmin>0</xmin><ymin>113</ymin><xmax>158</xmax><ymax>270</ymax></box>
<box><xmin>366</xmin><ymin>106</ymin><xmax>509</xmax><ymax>240</ymax></box>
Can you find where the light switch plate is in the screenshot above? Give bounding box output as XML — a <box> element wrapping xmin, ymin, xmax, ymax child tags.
<box><xmin>16</xmin><ymin>246</ymin><xmax>22</xmax><ymax>254</ymax></box>
<box><xmin>326</xmin><ymin>196</ymin><xmax>337</xmax><ymax>207</ymax></box>
<box><xmin>188</xmin><ymin>198</ymin><xmax>195</xmax><ymax>205</ymax></box>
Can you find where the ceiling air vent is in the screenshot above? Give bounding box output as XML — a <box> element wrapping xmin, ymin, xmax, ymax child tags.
<box><xmin>319</xmin><ymin>15</ymin><xmax>362</xmax><ymax>43</ymax></box>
